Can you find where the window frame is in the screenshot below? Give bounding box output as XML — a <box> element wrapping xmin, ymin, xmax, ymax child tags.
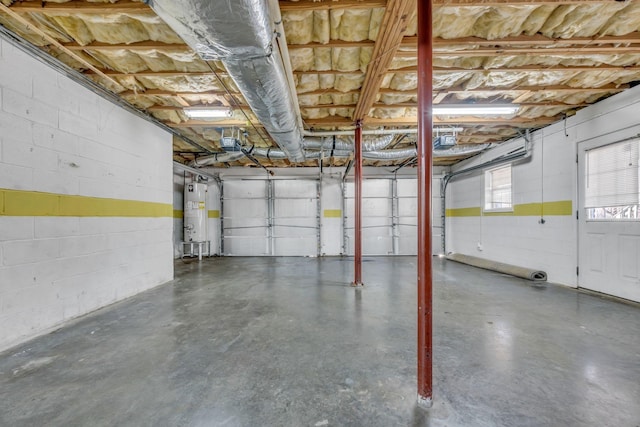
<box><xmin>584</xmin><ymin>138</ymin><xmax>640</xmax><ymax>222</ymax></box>
<box><xmin>483</xmin><ymin>163</ymin><xmax>514</xmax><ymax>213</ymax></box>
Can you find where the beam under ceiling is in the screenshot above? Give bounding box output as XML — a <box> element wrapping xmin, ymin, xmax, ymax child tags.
<box><xmin>297</xmin><ymin>84</ymin><xmax>627</xmax><ymax>97</ymax></box>
<box><xmin>305</xmin><ymin>116</ymin><xmax>559</xmax><ymax>127</ymax></box>
<box><xmin>289</xmin><ymin>41</ymin><xmax>640</xmax><ymax>56</ymax></box>
<box><xmin>61</xmin><ymin>32</ymin><xmax>640</xmax><ymax>53</ymax></box>
<box><xmin>278</xmin><ymin>0</ymin><xmax>617</xmax><ymax>10</ymax></box>
<box><xmin>8</xmin><ymin>1</ymin><xmax>152</xmax><ymax>13</ymax></box>
<box><xmin>278</xmin><ymin>0</ymin><xmax>388</xmax><ymax>11</ymax></box>
<box><xmin>293</xmin><ymin>64</ymin><xmax>640</xmax><ymax>75</ymax></box>
<box><xmin>352</xmin><ymin>0</ymin><xmax>417</xmax><ymax>120</ymax></box>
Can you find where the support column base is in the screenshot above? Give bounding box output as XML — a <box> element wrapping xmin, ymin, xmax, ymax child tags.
<box><xmin>350</xmin><ymin>282</ymin><xmax>364</xmax><ymax>287</ymax></box>
<box><xmin>417</xmin><ymin>395</ymin><xmax>433</xmax><ymax>409</ymax></box>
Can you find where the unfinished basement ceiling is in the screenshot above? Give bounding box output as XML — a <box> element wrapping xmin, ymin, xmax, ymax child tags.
<box><xmin>1</xmin><ymin>0</ymin><xmax>639</xmax><ymax>168</ymax></box>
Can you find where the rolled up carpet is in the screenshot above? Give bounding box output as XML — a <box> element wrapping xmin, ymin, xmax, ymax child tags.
<box><xmin>446</xmin><ymin>253</ymin><xmax>547</xmax><ymax>282</ymax></box>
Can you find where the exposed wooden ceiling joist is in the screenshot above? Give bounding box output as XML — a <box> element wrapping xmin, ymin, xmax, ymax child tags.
<box><xmin>352</xmin><ymin>0</ymin><xmax>416</xmax><ymax>120</ymax></box>
<box><xmin>61</xmin><ymin>32</ymin><xmax>640</xmax><ymax>53</ymax></box>
<box><xmin>433</xmin><ymin>0</ymin><xmax>621</xmax><ymax>5</ymax></box>
<box><xmin>397</xmin><ymin>46</ymin><xmax>640</xmax><ymax>57</ymax></box>
<box><xmin>297</xmin><ymin>101</ymin><xmax>587</xmax><ymax>109</ymax></box>
<box><xmin>121</xmin><ymin>90</ymin><xmax>239</xmax><ymax>97</ymax></box>
<box><xmin>294</xmin><ymin>64</ymin><xmax>640</xmax><ymax>75</ymax></box>
<box><xmin>290</xmin><ymin>41</ymin><xmax>640</xmax><ymax>56</ymax></box>
<box><xmin>63</xmin><ymin>41</ymin><xmax>191</xmax><ymax>52</ymax></box>
<box><xmin>278</xmin><ymin>0</ymin><xmax>615</xmax><ymax>10</ymax></box>
<box><xmin>88</xmin><ymin>70</ymin><xmax>222</xmax><ymax>78</ymax></box>
<box><xmin>8</xmin><ymin>1</ymin><xmax>152</xmax><ymax>14</ymax></box>
<box><xmin>304</xmin><ymin>116</ymin><xmax>559</xmax><ymax>126</ymax></box>
<box><xmin>298</xmin><ymin>84</ymin><xmax>627</xmax><ymax>97</ymax></box>
<box><xmin>278</xmin><ymin>0</ymin><xmax>387</xmax><ymax>11</ymax></box>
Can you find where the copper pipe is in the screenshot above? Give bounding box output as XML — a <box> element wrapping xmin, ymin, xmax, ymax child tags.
<box><xmin>352</xmin><ymin>120</ymin><xmax>364</xmax><ymax>287</ymax></box>
<box><xmin>417</xmin><ymin>0</ymin><xmax>434</xmax><ymax>407</ymax></box>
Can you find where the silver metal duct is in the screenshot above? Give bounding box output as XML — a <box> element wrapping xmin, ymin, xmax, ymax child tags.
<box><xmin>190</xmin><ymin>143</ymin><xmax>491</xmax><ymax>166</ymax></box>
<box><xmin>303</xmin><ymin>135</ymin><xmax>394</xmax><ymax>152</ymax></box>
<box><xmin>149</xmin><ymin>0</ymin><xmax>306</xmax><ymax>162</ymax></box>
<box><xmin>189</xmin><ymin>152</ymin><xmax>245</xmax><ymax>167</ymax></box>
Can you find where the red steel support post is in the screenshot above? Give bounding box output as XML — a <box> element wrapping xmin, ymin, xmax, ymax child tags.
<box><xmin>352</xmin><ymin>120</ymin><xmax>364</xmax><ymax>287</ymax></box>
<box><xmin>417</xmin><ymin>0</ymin><xmax>434</xmax><ymax>408</ymax></box>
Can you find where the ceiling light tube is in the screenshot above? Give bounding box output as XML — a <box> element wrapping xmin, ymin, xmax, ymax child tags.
<box><xmin>184</xmin><ymin>108</ymin><xmax>233</xmax><ymax>119</ymax></box>
<box><xmin>433</xmin><ymin>105</ymin><xmax>519</xmax><ymax>116</ymax></box>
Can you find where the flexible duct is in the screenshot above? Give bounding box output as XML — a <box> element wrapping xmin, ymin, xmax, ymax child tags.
<box><xmin>303</xmin><ymin>135</ymin><xmax>394</xmax><ymax>152</ymax></box>
<box><xmin>189</xmin><ymin>152</ymin><xmax>245</xmax><ymax>167</ymax></box>
<box><xmin>149</xmin><ymin>0</ymin><xmax>306</xmax><ymax>162</ymax></box>
<box><xmin>190</xmin><ymin>143</ymin><xmax>491</xmax><ymax>166</ymax></box>
<box><xmin>446</xmin><ymin>253</ymin><xmax>548</xmax><ymax>281</ymax></box>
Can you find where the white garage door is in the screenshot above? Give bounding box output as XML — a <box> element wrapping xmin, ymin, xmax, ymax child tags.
<box><xmin>222</xmin><ymin>180</ymin><xmax>269</xmax><ymax>256</ymax></box>
<box><xmin>273</xmin><ymin>180</ymin><xmax>319</xmax><ymax>256</ymax></box>
<box><xmin>222</xmin><ymin>179</ymin><xmax>319</xmax><ymax>256</ymax></box>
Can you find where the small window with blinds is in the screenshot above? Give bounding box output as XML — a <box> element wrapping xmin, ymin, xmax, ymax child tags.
<box><xmin>585</xmin><ymin>139</ymin><xmax>640</xmax><ymax>220</ymax></box>
<box><xmin>484</xmin><ymin>164</ymin><xmax>512</xmax><ymax>212</ymax></box>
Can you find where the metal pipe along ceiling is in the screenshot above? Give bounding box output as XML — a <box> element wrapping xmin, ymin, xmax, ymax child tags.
<box><xmin>149</xmin><ymin>0</ymin><xmax>306</xmax><ymax>162</ymax></box>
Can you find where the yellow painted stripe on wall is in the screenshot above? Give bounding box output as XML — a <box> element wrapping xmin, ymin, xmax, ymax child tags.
<box><xmin>446</xmin><ymin>207</ymin><xmax>482</xmax><ymax>217</ymax></box>
<box><xmin>208</xmin><ymin>210</ymin><xmax>220</xmax><ymax>218</ymax></box>
<box><xmin>447</xmin><ymin>200</ymin><xmax>572</xmax><ymax>217</ymax></box>
<box><xmin>173</xmin><ymin>209</ymin><xmax>183</xmax><ymax>219</ymax></box>
<box><xmin>324</xmin><ymin>209</ymin><xmax>342</xmax><ymax>218</ymax></box>
<box><xmin>540</xmin><ymin>200</ymin><xmax>573</xmax><ymax>216</ymax></box>
<box><xmin>1</xmin><ymin>189</ymin><xmax>172</xmax><ymax>217</ymax></box>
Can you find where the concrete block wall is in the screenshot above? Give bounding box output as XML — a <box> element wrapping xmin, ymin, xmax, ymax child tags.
<box><xmin>446</xmin><ymin>129</ymin><xmax>577</xmax><ymax>286</ymax></box>
<box><xmin>0</xmin><ymin>38</ymin><xmax>174</xmax><ymax>352</ymax></box>
<box><xmin>446</xmin><ymin>83</ymin><xmax>640</xmax><ymax>288</ymax></box>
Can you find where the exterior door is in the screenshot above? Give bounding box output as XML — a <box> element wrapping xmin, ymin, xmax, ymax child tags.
<box><xmin>578</xmin><ymin>137</ymin><xmax>640</xmax><ymax>302</ymax></box>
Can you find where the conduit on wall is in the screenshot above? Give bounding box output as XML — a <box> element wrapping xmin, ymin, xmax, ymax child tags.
<box><xmin>447</xmin><ymin>253</ymin><xmax>548</xmax><ymax>281</ymax></box>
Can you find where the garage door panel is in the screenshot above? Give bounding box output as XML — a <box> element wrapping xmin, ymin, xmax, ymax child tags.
<box><xmin>225</xmin><ymin>199</ymin><xmax>266</xmax><ymax>218</ymax></box>
<box><xmin>224</xmin><ymin>180</ymin><xmax>266</xmax><ymax>198</ymax></box>
<box><xmin>224</xmin><ymin>237</ymin><xmax>268</xmax><ymax>256</ymax></box>
<box><xmin>274</xmin><ymin>237</ymin><xmax>317</xmax><ymax>256</ymax></box>
<box><xmin>274</xmin><ymin>198</ymin><xmax>316</xmax><ymax>217</ymax></box>
<box><xmin>274</xmin><ymin>180</ymin><xmax>316</xmax><ymax>198</ymax></box>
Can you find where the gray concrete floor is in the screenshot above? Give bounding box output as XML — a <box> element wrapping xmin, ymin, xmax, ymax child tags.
<box><xmin>0</xmin><ymin>257</ymin><xmax>639</xmax><ymax>427</ymax></box>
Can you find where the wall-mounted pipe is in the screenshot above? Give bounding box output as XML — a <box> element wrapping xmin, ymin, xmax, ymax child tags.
<box><xmin>440</xmin><ymin>130</ymin><xmax>533</xmax><ymax>254</ymax></box>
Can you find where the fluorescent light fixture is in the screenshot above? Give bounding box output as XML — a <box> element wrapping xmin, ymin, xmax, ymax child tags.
<box><xmin>433</xmin><ymin>105</ymin><xmax>519</xmax><ymax>116</ymax></box>
<box><xmin>184</xmin><ymin>108</ymin><xmax>233</xmax><ymax>119</ymax></box>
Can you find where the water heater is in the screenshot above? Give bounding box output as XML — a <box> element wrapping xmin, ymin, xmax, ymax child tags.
<box><xmin>184</xmin><ymin>182</ymin><xmax>207</xmax><ymax>242</ymax></box>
